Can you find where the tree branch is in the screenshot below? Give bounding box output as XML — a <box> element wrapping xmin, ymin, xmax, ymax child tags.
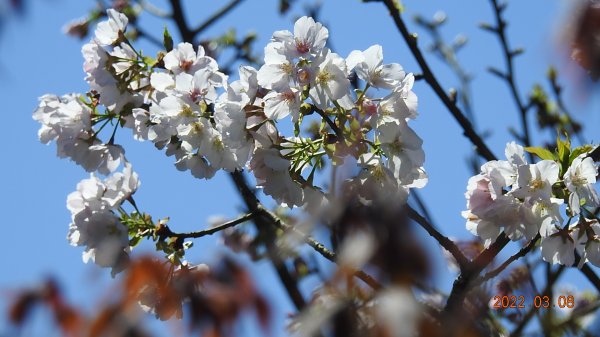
<box><xmin>168</xmin><ymin>0</ymin><xmax>194</xmax><ymax>43</ymax></box>
<box><xmin>406</xmin><ymin>205</ymin><xmax>469</xmax><ymax>271</ymax></box>
<box><xmin>312</xmin><ymin>104</ymin><xmax>343</xmax><ymax>139</ymax></box>
<box><xmin>576</xmin><ymin>253</ymin><xmax>600</xmax><ymax>293</ymax></box>
<box><xmin>228</xmin><ymin>171</ymin><xmax>309</xmax><ymax>311</ymax></box>
<box><xmin>138</xmin><ymin>0</ymin><xmax>171</xmax><ymax>18</ymax></box>
<box><xmin>261</xmin><ymin>206</ymin><xmax>383</xmax><ymax>290</ymax></box>
<box><xmin>379</xmin><ymin>0</ymin><xmax>497</xmax><ymax>162</ymax></box>
<box><xmin>487</xmin><ymin>0</ymin><xmax>531</xmax><ymax>150</ymax></box>
<box><xmin>444</xmin><ymin>233</ymin><xmax>510</xmax><ymax>313</ymax></box>
<box><xmin>192</xmin><ymin>0</ymin><xmax>245</xmax><ymax>36</ymax></box>
<box><xmin>169</xmin><ymin>212</ymin><xmax>256</xmax><ymax>239</ymax></box>
<box><xmin>473</xmin><ymin>234</ymin><xmax>540</xmax><ymax>287</ymax></box>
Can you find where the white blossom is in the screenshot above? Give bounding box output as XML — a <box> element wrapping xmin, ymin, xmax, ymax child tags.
<box><xmin>263</xmin><ymin>87</ymin><xmax>302</xmax><ymax>121</ymax></box>
<box><xmin>163</xmin><ymin>42</ymin><xmax>217</xmax><ymax>75</ymax></box>
<box><xmin>564</xmin><ymin>154</ymin><xmax>599</xmax><ymax>214</ymax></box>
<box><xmin>95</xmin><ymin>9</ymin><xmax>128</xmax><ymax>46</ymax></box>
<box><xmin>346</xmin><ymin>45</ymin><xmax>405</xmax><ymax>89</ymax></box>
<box><xmin>309</xmin><ymin>49</ymin><xmax>352</xmax><ymax>110</ymax></box>
<box><xmin>66</xmin><ymin>164</ymin><xmax>140</xmax><ymax>272</ymax></box>
<box><xmin>511</xmin><ymin>160</ymin><xmax>559</xmax><ymax>200</ymax></box>
<box><xmin>272</xmin><ymin>16</ymin><xmax>328</xmax><ymax>59</ymax></box>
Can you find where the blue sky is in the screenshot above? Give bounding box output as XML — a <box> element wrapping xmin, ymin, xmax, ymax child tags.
<box><xmin>1</xmin><ymin>0</ymin><xmax>599</xmax><ymax>335</ymax></box>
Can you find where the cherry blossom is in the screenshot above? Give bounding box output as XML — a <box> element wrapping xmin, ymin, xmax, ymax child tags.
<box><xmin>347</xmin><ymin>44</ymin><xmax>405</xmax><ymax>89</ymax></box>
<box><xmin>94</xmin><ymin>9</ymin><xmax>128</xmax><ymax>46</ymax></box>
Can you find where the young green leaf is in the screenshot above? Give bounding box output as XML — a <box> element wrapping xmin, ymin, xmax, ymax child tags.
<box><xmin>163</xmin><ymin>26</ymin><xmax>173</xmax><ymax>52</ymax></box>
<box><xmin>524</xmin><ymin>146</ymin><xmax>556</xmax><ymax>161</ymax></box>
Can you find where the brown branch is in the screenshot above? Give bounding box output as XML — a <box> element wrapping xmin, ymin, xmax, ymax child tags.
<box><xmin>406</xmin><ymin>205</ymin><xmax>469</xmax><ymax>271</ymax></box>
<box><xmin>576</xmin><ymin>253</ymin><xmax>600</xmax><ymax>293</ymax></box>
<box><xmin>380</xmin><ymin>0</ymin><xmax>497</xmax><ymax>162</ymax></box>
<box><xmin>169</xmin><ymin>212</ymin><xmax>256</xmax><ymax>239</ymax></box>
<box><xmin>487</xmin><ymin>0</ymin><xmax>531</xmax><ymax>150</ymax></box>
<box><xmin>444</xmin><ymin>233</ymin><xmax>510</xmax><ymax>313</ymax></box>
<box><xmin>472</xmin><ymin>234</ymin><xmax>540</xmax><ymax>287</ymax></box>
<box><xmin>229</xmin><ymin>171</ymin><xmax>308</xmax><ymax>311</ymax></box>
<box><xmin>168</xmin><ymin>0</ymin><xmax>194</xmax><ymax>43</ymax></box>
<box><xmin>192</xmin><ymin>0</ymin><xmax>245</xmax><ymax>36</ymax></box>
<box><xmin>262</xmin><ymin>206</ymin><xmax>383</xmax><ymax>290</ymax></box>
<box><xmin>312</xmin><ymin>104</ymin><xmax>343</xmax><ymax>139</ymax></box>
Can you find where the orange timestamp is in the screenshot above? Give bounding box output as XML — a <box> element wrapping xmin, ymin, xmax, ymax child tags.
<box><xmin>491</xmin><ymin>295</ymin><xmax>575</xmax><ymax>309</ymax></box>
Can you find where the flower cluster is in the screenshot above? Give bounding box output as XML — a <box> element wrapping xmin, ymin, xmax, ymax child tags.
<box><xmin>33</xmin><ymin>11</ymin><xmax>427</xmax><ymax>270</ymax></box>
<box><xmin>33</xmin><ymin>94</ymin><xmax>124</xmax><ymax>175</ymax></box>
<box><xmin>34</xmin><ymin>9</ymin><xmax>144</xmax><ymax>270</ymax></box>
<box><xmin>463</xmin><ymin>141</ymin><xmax>600</xmax><ymax>267</ymax></box>
<box><xmin>247</xmin><ymin>17</ymin><xmax>427</xmax><ymax>207</ymax></box>
<box><xmin>67</xmin><ymin>164</ymin><xmax>139</xmax><ymax>273</ymax></box>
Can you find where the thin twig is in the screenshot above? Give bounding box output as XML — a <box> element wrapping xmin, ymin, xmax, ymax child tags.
<box><xmin>170</xmin><ymin>212</ymin><xmax>256</xmax><ymax>239</ymax></box>
<box><xmin>548</xmin><ymin>71</ymin><xmax>586</xmax><ymax>145</ymax></box>
<box><xmin>261</xmin><ymin>206</ymin><xmax>383</xmax><ymax>290</ymax></box>
<box><xmin>473</xmin><ymin>234</ymin><xmax>540</xmax><ymax>287</ymax></box>
<box><xmin>380</xmin><ymin>0</ymin><xmax>497</xmax><ymax>162</ymax></box>
<box><xmin>313</xmin><ymin>105</ymin><xmax>343</xmax><ymax>139</ymax></box>
<box><xmin>487</xmin><ymin>0</ymin><xmax>532</xmax><ymax>151</ymax></box>
<box><xmin>138</xmin><ymin>0</ymin><xmax>171</xmax><ymax>18</ymax></box>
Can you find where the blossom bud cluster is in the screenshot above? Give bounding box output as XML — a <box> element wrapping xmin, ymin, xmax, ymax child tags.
<box><xmin>463</xmin><ymin>141</ymin><xmax>600</xmax><ymax>267</ymax></box>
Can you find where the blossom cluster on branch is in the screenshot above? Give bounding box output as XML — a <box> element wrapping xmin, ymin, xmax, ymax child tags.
<box><xmin>32</xmin><ymin>10</ymin><xmax>426</xmax><ymax>271</ymax></box>
<box><xmin>464</xmin><ymin>140</ymin><xmax>600</xmax><ymax>267</ymax></box>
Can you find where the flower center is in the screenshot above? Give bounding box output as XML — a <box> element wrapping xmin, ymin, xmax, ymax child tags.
<box><xmin>297</xmin><ymin>68</ymin><xmax>310</xmax><ymax>84</ymax></box>
<box><xmin>279</xmin><ymin>62</ymin><xmax>293</xmax><ymax>75</ymax></box>
<box><xmin>295</xmin><ymin>39</ymin><xmax>310</xmax><ymax>54</ymax></box>
<box><xmin>180</xmin><ymin>59</ymin><xmax>194</xmax><ymax>72</ymax></box>
<box><xmin>190</xmin><ymin>88</ymin><xmax>207</xmax><ymax>102</ymax></box>
<box><xmin>281</xmin><ymin>91</ymin><xmax>296</xmax><ymax>103</ymax></box>
<box><xmin>179</xmin><ymin>105</ymin><xmax>195</xmax><ymax>118</ymax></box>
<box><xmin>531</xmin><ymin>179</ymin><xmax>545</xmax><ymax>190</ymax></box>
<box><xmin>317</xmin><ymin>71</ymin><xmax>331</xmax><ymax>84</ymax></box>
<box><xmin>572</xmin><ymin>174</ymin><xmax>588</xmax><ymax>186</ymax></box>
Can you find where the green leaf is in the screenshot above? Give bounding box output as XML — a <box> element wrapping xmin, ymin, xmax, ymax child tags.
<box><xmin>163</xmin><ymin>26</ymin><xmax>173</xmax><ymax>52</ymax></box>
<box><xmin>556</xmin><ymin>134</ymin><xmax>571</xmax><ymax>174</ymax></box>
<box><xmin>129</xmin><ymin>236</ymin><xmax>142</xmax><ymax>248</ymax></box>
<box><xmin>524</xmin><ymin>146</ymin><xmax>556</xmax><ymax>161</ymax></box>
<box><xmin>570</xmin><ymin>145</ymin><xmax>595</xmax><ymax>163</ymax></box>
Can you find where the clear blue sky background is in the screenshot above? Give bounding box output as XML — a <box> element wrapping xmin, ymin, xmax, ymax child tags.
<box><xmin>1</xmin><ymin>0</ymin><xmax>599</xmax><ymax>335</ymax></box>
